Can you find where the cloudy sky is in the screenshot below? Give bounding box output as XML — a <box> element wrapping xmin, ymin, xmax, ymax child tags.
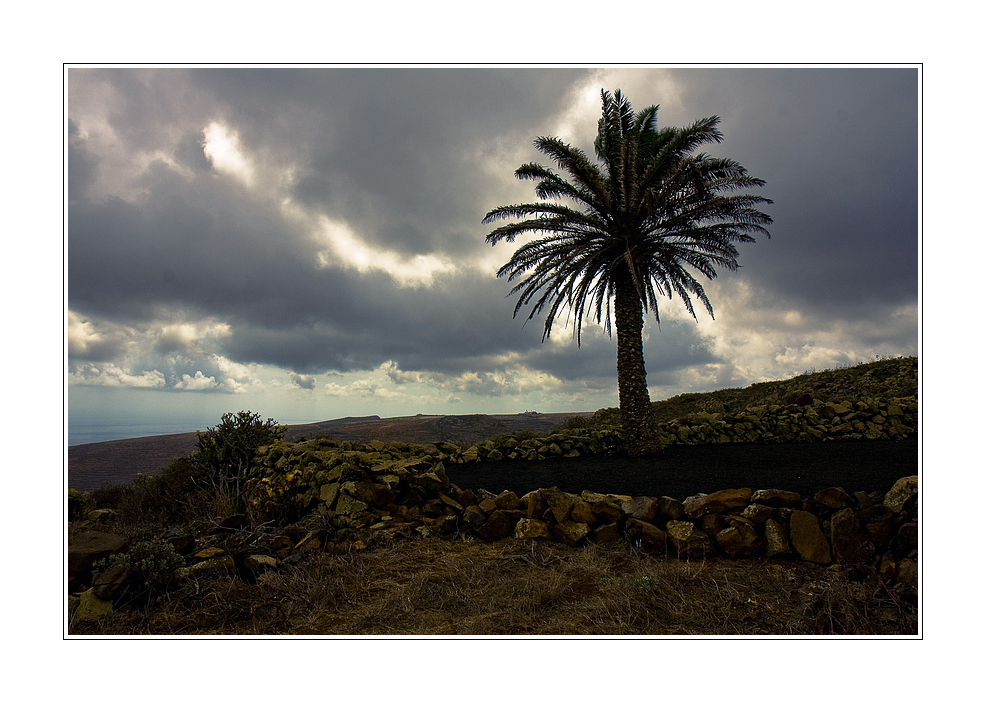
<box><xmin>66</xmin><ymin>66</ymin><xmax>919</xmax><ymax>443</ymax></box>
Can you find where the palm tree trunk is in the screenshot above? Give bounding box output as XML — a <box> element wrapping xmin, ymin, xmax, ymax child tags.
<box><xmin>614</xmin><ymin>270</ymin><xmax>653</xmax><ymax>452</ymax></box>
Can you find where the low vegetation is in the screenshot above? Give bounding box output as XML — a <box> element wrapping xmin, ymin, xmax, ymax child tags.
<box><xmin>68</xmin><ymin>357</ymin><xmax>919</xmax><ymax>636</ymax></box>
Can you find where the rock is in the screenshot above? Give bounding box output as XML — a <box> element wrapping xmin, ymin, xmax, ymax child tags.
<box><xmin>348</xmin><ymin>481</ymin><xmax>396</xmax><ymax>507</ymax></box>
<box><xmin>73</xmin><ymin>588</ymin><xmax>114</xmax><ymax>623</ymax></box>
<box><xmin>320</xmin><ymin>482</ymin><xmax>340</xmax><ymax>508</ymax></box>
<box><xmin>896</xmin><ymin>557</ymin><xmax>918</xmax><ymax>586</ymax></box>
<box><xmin>751</xmin><ymin>489</ymin><xmax>801</xmax><ymax>508</ymax></box>
<box><xmin>243</xmin><ymin>554</ymin><xmax>279</xmax><ymax>573</ymax></box>
<box><xmin>553</xmin><ymin>519</ymin><xmax>591</xmax><ymax>547</ymax></box>
<box><xmin>91</xmin><ymin>562</ymin><xmax>139</xmax><ymax>601</ymax></box>
<box><xmin>542</xmin><ymin>488</ymin><xmax>581</xmax><ymax>523</ymax></box>
<box><xmin>622</xmin><ymin>496</ymin><xmax>660</xmax><ymax>522</ymax></box>
<box><xmin>166</xmin><ymin>533</ymin><xmax>197</xmax><ymax>556</ymax></box>
<box><xmin>524</xmin><ymin>491</ymin><xmax>546</xmax><ymax>520</ymax></box>
<box><xmin>478</xmin><ymin>497</ymin><xmax>499</xmax><ymax>514</ymax></box>
<box><xmin>830</xmin><ymin>508</ymin><xmax>876</xmax><ymax>566</ymax></box>
<box><xmin>477</xmin><ymin>510</ymin><xmax>517</xmax><ymax>542</ymax></box>
<box><xmin>789</xmin><ymin>510</ymin><xmax>832</xmax><ymax>564</ymax></box>
<box><xmin>334</xmin><ymin>494</ymin><xmax>368</xmax><ymax>516</ymax></box>
<box><xmin>85</xmin><ymin>508</ymin><xmax>116</xmax><ymax>523</ymax></box>
<box><xmin>683</xmin><ymin>488</ymin><xmax>752</xmax><ymax>518</ymax></box>
<box><xmin>68</xmin><ymin>531</ymin><xmax>130</xmax><ymax>590</ymax></box>
<box><xmin>582</xmin><ymin>492</ymin><xmax>628</xmax><ymax>522</ymax></box>
<box><xmin>193</xmin><ymin>546</ymin><xmax>226</xmax><ymax>561</ymax></box>
<box><xmin>888</xmin><ymin>522</ymin><xmax>918</xmax><ymax>559</ymax></box>
<box><xmin>659</xmin><ymin>496</ymin><xmax>686</xmax><ymax>521</ymax></box>
<box><xmin>178</xmin><ymin>554</ymin><xmax>236</xmax><ymax>578</ymax></box>
<box><xmin>884</xmin><ymin>476</ymin><xmax>918</xmax><ymax>513</ymax></box>
<box><xmin>813</xmin><ymin>487</ymin><xmax>853</xmax><ymax>511</ymax></box>
<box><xmin>494</xmin><ymin>490</ymin><xmax>520</xmax><ymax>510</ymax></box>
<box><xmin>857</xmin><ymin>505</ymin><xmax>896</xmax><ymax>548</ymax></box>
<box><xmin>665</xmin><ymin>520</ymin><xmax>714</xmax><ymax>558</ymax></box>
<box><xmin>514</xmin><ymin>518</ymin><xmax>552</xmax><ymax>540</ymax></box>
<box><xmin>461</xmin><ymin>505</ymin><xmax>488</xmax><ymax>531</ymax></box>
<box><xmin>750</xmin><ymin>488</ymin><xmax>801</xmax><ymax>508</ymax></box>
<box><xmin>624</xmin><ymin>518</ymin><xmax>667</xmax><ymax>551</ymax></box>
<box><xmin>414</xmin><ymin>470</ymin><xmax>447</xmax><ymax>491</ymax></box>
<box><xmin>764</xmin><ymin>519</ymin><xmax>794</xmax><ymax>558</ymax></box>
<box><xmin>716</xmin><ymin>520</ymin><xmax>762</xmax><ymax>559</ymax></box>
<box><xmin>740</xmin><ymin>503</ymin><xmax>777</xmax><ymax>524</ymax></box>
<box><xmin>569</xmin><ymin>498</ymin><xmax>598</xmax><ymax>525</ymax></box>
<box><xmin>593</xmin><ymin>522</ymin><xmax>622</xmax><ymax>543</ymax></box>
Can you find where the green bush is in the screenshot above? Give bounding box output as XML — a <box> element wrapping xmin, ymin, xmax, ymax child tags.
<box><xmin>68</xmin><ymin>488</ymin><xmax>94</xmax><ymax>521</ymax></box>
<box><xmin>92</xmin><ymin>537</ymin><xmax>185</xmax><ymax>603</ymax></box>
<box><xmin>195</xmin><ymin>411</ymin><xmax>286</xmax><ymax>512</ymax></box>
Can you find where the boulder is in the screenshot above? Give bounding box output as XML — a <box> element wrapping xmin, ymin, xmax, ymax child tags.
<box><xmin>813</xmin><ymin>487</ymin><xmax>854</xmax><ymax>511</ymax></box>
<box><xmin>716</xmin><ymin>519</ymin><xmax>762</xmax><ymax>559</ymax></box>
<box><xmin>553</xmin><ymin>519</ymin><xmax>591</xmax><ymax>547</ymax></box>
<box><xmin>740</xmin><ymin>503</ymin><xmax>777</xmax><ymax>524</ymax></box>
<box><xmin>68</xmin><ymin>531</ymin><xmax>130</xmax><ymax>590</ymax></box>
<box><xmin>621</xmin><ymin>496</ymin><xmax>660</xmax><ymax>522</ymax></box>
<box><xmin>857</xmin><ymin>505</ymin><xmax>896</xmax><ymax>549</ymax></box>
<box><xmin>789</xmin><ymin>510</ymin><xmax>831</xmax><ymax>564</ymax></box>
<box><xmin>568</xmin><ymin>498</ymin><xmax>598</xmax><ymax>526</ymax></box>
<box><xmin>461</xmin><ymin>505</ymin><xmax>488</xmax><ymax>531</ymax></box>
<box><xmin>764</xmin><ymin>518</ymin><xmax>794</xmax><ymax>558</ymax></box>
<box><xmin>73</xmin><ymin>588</ymin><xmax>114</xmax><ymax>623</ymax></box>
<box><xmin>683</xmin><ymin>488</ymin><xmax>752</xmax><ymax>518</ymax></box>
<box><xmin>830</xmin><ymin>508</ymin><xmax>876</xmax><ymax>566</ymax></box>
<box><xmin>542</xmin><ymin>488</ymin><xmax>581</xmax><ymax>523</ymax></box>
<box><xmin>494</xmin><ymin>490</ymin><xmax>520</xmax><ymax>510</ymax></box>
<box><xmin>592</xmin><ymin>522</ymin><xmax>622</xmax><ymax>543</ymax></box>
<box><xmin>581</xmin><ymin>492</ymin><xmax>626</xmax><ymax>523</ymax></box>
<box><xmin>91</xmin><ymin>562</ymin><xmax>139</xmax><ymax>601</ymax></box>
<box><xmin>666</xmin><ymin>521</ymin><xmax>714</xmax><ymax>558</ymax></box>
<box><xmin>884</xmin><ymin>476</ymin><xmax>918</xmax><ymax>513</ymax></box>
<box><xmin>888</xmin><ymin>522</ymin><xmax>918</xmax><ymax>559</ymax></box>
<box><xmin>659</xmin><ymin>496</ymin><xmax>686</xmax><ymax>521</ymax></box>
<box><xmin>625</xmin><ymin>518</ymin><xmax>667</xmax><ymax>551</ymax></box>
<box><xmin>476</xmin><ymin>510</ymin><xmax>517</xmax><ymax>542</ymax></box>
<box><xmin>514</xmin><ymin>518</ymin><xmax>552</xmax><ymax>540</ymax></box>
<box><xmin>751</xmin><ymin>489</ymin><xmax>801</xmax><ymax>508</ymax></box>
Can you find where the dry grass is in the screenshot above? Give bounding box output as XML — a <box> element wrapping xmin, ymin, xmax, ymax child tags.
<box><xmin>69</xmin><ymin>536</ymin><xmax>917</xmax><ymax>636</ymax></box>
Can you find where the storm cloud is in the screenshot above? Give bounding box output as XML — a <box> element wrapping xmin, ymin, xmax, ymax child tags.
<box><xmin>66</xmin><ymin>66</ymin><xmax>919</xmax><ymax>436</ymax></box>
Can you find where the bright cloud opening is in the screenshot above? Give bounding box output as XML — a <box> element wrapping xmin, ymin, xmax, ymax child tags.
<box><xmin>202</xmin><ymin>122</ymin><xmax>254</xmax><ymax>186</ymax></box>
<box><xmin>315</xmin><ymin>216</ymin><xmax>454</xmax><ymax>287</ymax></box>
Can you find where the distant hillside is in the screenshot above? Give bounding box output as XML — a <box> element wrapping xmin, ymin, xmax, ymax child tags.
<box><xmin>588</xmin><ymin>356</ymin><xmax>918</xmax><ymax>427</ymax></box>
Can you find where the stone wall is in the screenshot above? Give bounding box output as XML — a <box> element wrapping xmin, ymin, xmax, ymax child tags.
<box><xmin>242</xmin><ymin>427</ymin><xmax>918</xmax><ymax>595</ymax></box>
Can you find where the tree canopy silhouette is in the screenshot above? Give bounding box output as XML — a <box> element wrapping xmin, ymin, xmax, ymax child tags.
<box><xmin>484</xmin><ymin>89</ymin><xmax>772</xmax><ymax>452</ymax></box>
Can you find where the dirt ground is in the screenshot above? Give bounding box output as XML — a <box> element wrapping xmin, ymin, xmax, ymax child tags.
<box><xmin>445</xmin><ymin>439</ymin><xmax>919</xmax><ymax>500</ymax></box>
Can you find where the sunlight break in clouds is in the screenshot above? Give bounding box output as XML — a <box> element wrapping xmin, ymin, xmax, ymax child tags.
<box><xmin>202</xmin><ymin>122</ymin><xmax>255</xmax><ymax>186</ymax></box>
<box><xmin>315</xmin><ymin>216</ymin><xmax>454</xmax><ymax>287</ymax></box>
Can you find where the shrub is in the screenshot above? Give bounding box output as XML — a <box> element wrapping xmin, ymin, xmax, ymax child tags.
<box><xmin>68</xmin><ymin>488</ymin><xmax>94</xmax><ymax>521</ymax></box>
<box><xmin>194</xmin><ymin>411</ymin><xmax>286</xmax><ymax>513</ymax></box>
<box><xmin>92</xmin><ymin>537</ymin><xmax>186</xmax><ymax>607</ymax></box>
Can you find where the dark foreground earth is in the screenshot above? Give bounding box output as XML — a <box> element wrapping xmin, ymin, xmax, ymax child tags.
<box><xmin>446</xmin><ymin>439</ymin><xmax>919</xmax><ymax>501</ymax></box>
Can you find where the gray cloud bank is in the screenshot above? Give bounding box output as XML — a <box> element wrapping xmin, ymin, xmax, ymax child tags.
<box><xmin>67</xmin><ymin>66</ymin><xmax>918</xmax><ymax>405</ymax></box>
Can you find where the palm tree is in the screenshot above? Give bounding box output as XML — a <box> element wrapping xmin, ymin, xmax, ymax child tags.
<box><xmin>483</xmin><ymin>89</ymin><xmax>772</xmax><ymax>453</ymax></box>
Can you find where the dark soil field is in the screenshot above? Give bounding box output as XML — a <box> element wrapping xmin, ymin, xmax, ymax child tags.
<box><xmin>446</xmin><ymin>439</ymin><xmax>919</xmax><ymax>501</ymax></box>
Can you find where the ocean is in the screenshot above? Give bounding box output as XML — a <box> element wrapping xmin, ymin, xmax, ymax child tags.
<box><xmin>67</xmin><ymin>422</ymin><xmax>203</xmax><ymax>447</ymax></box>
